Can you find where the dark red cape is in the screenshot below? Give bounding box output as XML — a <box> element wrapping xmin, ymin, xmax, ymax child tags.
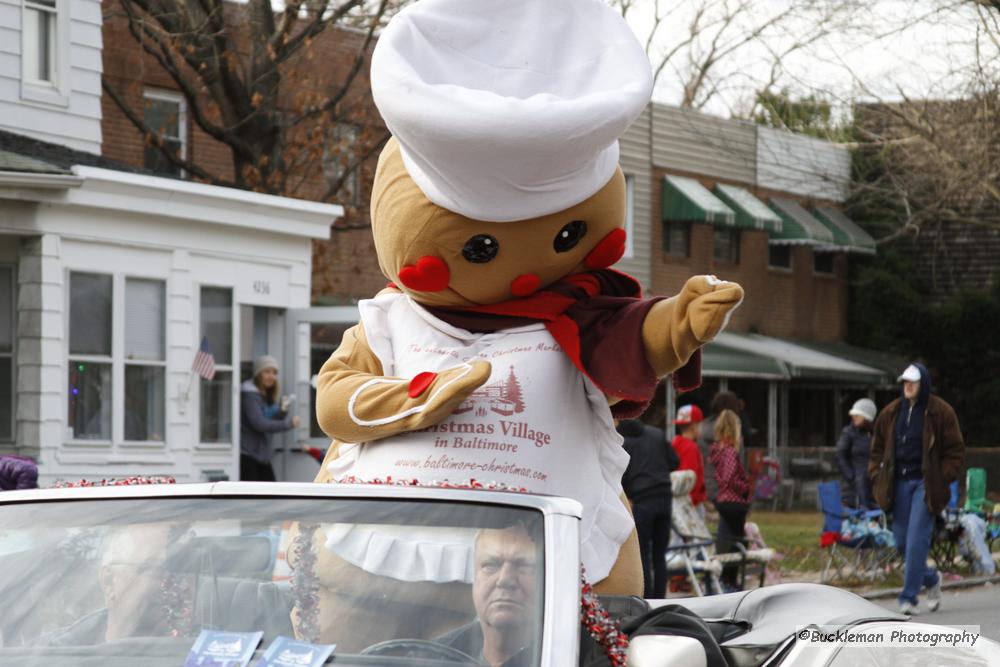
<box><xmin>422</xmin><ymin>269</ymin><xmax>702</xmax><ymax>419</ymax></box>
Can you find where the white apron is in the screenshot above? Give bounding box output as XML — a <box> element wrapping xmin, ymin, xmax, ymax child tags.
<box><xmin>326</xmin><ymin>291</ymin><xmax>632</xmax><ymax>582</ymax></box>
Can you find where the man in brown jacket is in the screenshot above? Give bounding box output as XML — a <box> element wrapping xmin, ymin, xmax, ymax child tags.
<box><xmin>868</xmin><ymin>362</ymin><xmax>965</xmax><ymax>615</ymax></box>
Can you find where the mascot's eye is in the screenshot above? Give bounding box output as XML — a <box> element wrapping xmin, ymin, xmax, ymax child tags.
<box><xmin>462</xmin><ymin>234</ymin><xmax>499</xmax><ymax>263</ymax></box>
<box><xmin>553</xmin><ymin>220</ymin><xmax>588</xmax><ymax>252</ymax></box>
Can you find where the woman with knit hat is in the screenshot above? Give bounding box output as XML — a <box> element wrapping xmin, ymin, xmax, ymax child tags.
<box><xmin>836</xmin><ymin>398</ymin><xmax>878</xmax><ymax>509</ymax></box>
<box><xmin>240</xmin><ymin>355</ymin><xmax>300</xmax><ymax>481</ymax></box>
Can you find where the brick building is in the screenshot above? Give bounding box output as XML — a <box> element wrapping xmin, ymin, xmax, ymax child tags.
<box><xmin>99</xmin><ymin>1</ymin><xmax>388</xmax><ymax>303</ymax></box>
<box><xmin>617</xmin><ymin>104</ymin><xmax>901</xmax><ymax>464</ymax></box>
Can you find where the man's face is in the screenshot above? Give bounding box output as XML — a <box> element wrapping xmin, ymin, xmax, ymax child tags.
<box><xmin>472</xmin><ymin>527</ymin><xmax>538</xmax><ymax>631</ymax></box>
<box><xmin>903</xmin><ymin>380</ymin><xmax>920</xmax><ymax>401</ymax></box>
<box><xmin>99</xmin><ymin>525</ymin><xmax>173</xmax><ymax>639</ymax></box>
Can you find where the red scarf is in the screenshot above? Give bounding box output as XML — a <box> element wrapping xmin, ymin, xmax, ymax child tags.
<box><xmin>421</xmin><ymin>269</ymin><xmax>702</xmax><ymax>419</ymax></box>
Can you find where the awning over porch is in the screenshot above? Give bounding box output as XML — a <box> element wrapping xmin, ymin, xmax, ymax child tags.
<box><xmin>702</xmin><ymin>340</ymin><xmax>786</xmax><ymax>379</ymax></box>
<box><xmin>713</xmin><ymin>183</ymin><xmax>783</xmax><ymax>233</ymax></box>
<box><xmin>812</xmin><ymin>206</ymin><xmax>877</xmax><ymax>255</ymax></box>
<box><xmin>767</xmin><ymin>198</ymin><xmax>835</xmax><ymax>246</ymax></box>
<box><xmin>661</xmin><ymin>175</ymin><xmax>736</xmax><ymax>225</ymax></box>
<box><xmin>702</xmin><ymin>332</ymin><xmax>890</xmax><ymax>384</ymax></box>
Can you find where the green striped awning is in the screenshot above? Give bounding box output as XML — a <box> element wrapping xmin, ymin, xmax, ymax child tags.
<box><xmin>812</xmin><ymin>206</ymin><xmax>877</xmax><ymax>255</ymax></box>
<box><xmin>662</xmin><ymin>175</ymin><xmax>735</xmax><ymax>225</ymax></box>
<box><xmin>702</xmin><ymin>341</ymin><xmax>788</xmax><ymax>379</ymax></box>
<box><xmin>767</xmin><ymin>198</ymin><xmax>835</xmax><ymax>245</ymax></box>
<box><xmin>713</xmin><ymin>184</ymin><xmax>783</xmax><ymax>233</ymax></box>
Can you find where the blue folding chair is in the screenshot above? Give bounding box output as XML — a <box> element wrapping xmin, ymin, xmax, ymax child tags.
<box><xmin>818</xmin><ymin>481</ymin><xmax>896</xmax><ymax>584</ymax></box>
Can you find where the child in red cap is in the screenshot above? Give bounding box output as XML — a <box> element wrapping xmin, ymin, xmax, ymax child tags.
<box><xmin>672</xmin><ymin>404</ymin><xmax>706</xmax><ymax>512</ymax></box>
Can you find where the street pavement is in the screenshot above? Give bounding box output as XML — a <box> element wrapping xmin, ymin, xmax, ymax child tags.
<box><xmin>872</xmin><ymin>583</ymin><xmax>1000</xmax><ymax>641</ymax></box>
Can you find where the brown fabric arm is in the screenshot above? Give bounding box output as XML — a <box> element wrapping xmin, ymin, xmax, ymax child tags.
<box><xmin>314</xmin><ymin>322</ymin><xmax>492</xmax><ymax>446</ymax></box>
<box><xmin>641</xmin><ymin>275</ymin><xmax>744</xmax><ymax>377</ymax></box>
<box><xmin>868</xmin><ymin>410</ymin><xmax>889</xmax><ymax>482</ymax></box>
<box><xmin>938</xmin><ymin>400</ymin><xmax>965</xmax><ymax>484</ymax></box>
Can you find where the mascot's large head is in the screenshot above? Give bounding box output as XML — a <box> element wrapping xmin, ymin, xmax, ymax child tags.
<box><xmin>367</xmin><ymin>0</ymin><xmax>653</xmax><ymax>308</ymax></box>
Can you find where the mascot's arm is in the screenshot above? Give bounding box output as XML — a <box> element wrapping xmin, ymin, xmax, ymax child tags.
<box><xmin>315</xmin><ymin>322</ymin><xmax>491</xmax><ymax>446</ymax></box>
<box><xmin>641</xmin><ymin>274</ymin><xmax>744</xmax><ymax>377</ymax></box>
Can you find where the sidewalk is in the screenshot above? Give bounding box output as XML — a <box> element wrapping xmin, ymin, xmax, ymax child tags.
<box><xmin>859</xmin><ymin>573</ymin><xmax>1000</xmax><ymax>600</ymax></box>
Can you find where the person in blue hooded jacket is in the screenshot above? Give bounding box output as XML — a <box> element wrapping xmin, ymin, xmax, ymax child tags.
<box><xmin>240</xmin><ymin>355</ymin><xmax>299</xmax><ymax>481</ymax></box>
<box><xmin>869</xmin><ymin>362</ymin><xmax>965</xmax><ymax>616</ymax></box>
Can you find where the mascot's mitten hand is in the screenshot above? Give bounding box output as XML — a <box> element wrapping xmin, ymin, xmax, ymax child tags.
<box><xmin>316</xmin><ymin>323</ymin><xmax>492</xmax><ymax>444</ymax></box>
<box><xmin>677</xmin><ymin>274</ymin><xmax>744</xmax><ymax>342</ymax></box>
<box><xmin>641</xmin><ymin>275</ymin><xmax>744</xmax><ymax>377</ymax></box>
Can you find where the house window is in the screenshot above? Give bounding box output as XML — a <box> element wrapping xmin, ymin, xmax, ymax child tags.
<box><xmin>769</xmin><ymin>245</ymin><xmax>792</xmax><ymax>269</ymax></box>
<box><xmin>0</xmin><ymin>267</ymin><xmax>13</xmax><ymax>442</ymax></box>
<box><xmin>200</xmin><ymin>287</ymin><xmax>233</xmax><ymax>444</ymax></box>
<box><xmin>324</xmin><ymin>123</ymin><xmax>360</xmax><ymax>206</ymax></box>
<box><xmin>68</xmin><ymin>272</ymin><xmax>113</xmax><ymax>441</ymax></box>
<box><xmin>713</xmin><ymin>228</ymin><xmax>740</xmax><ymax>264</ymax></box>
<box><xmin>623</xmin><ymin>174</ymin><xmax>635</xmax><ymax>259</ymax></box>
<box><xmin>143</xmin><ymin>90</ymin><xmax>187</xmax><ymax>177</ymax></box>
<box><xmin>124</xmin><ymin>279</ymin><xmax>166</xmax><ymax>442</ymax></box>
<box><xmin>662</xmin><ymin>220</ymin><xmax>691</xmax><ymax>257</ymax></box>
<box><xmin>22</xmin><ymin>0</ymin><xmax>58</xmax><ymax>85</ymax></box>
<box><xmin>814</xmin><ymin>252</ymin><xmax>835</xmax><ymax>274</ymax></box>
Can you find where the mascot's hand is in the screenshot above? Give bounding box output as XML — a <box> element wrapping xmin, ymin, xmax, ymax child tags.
<box><xmin>315</xmin><ymin>323</ymin><xmax>492</xmax><ymax>445</ymax></box>
<box><xmin>641</xmin><ymin>275</ymin><xmax>744</xmax><ymax>377</ymax></box>
<box><xmin>677</xmin><ymin>275</ymin><xmax>744</xmax><ymax>343</ymax></box>
<box><xmin>347</xmin><ymin>360</ymin><xmax>492</xmax><ymax>434</ymax></box>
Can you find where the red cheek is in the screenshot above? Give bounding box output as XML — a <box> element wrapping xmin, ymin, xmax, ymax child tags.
<box><xmin>584</xmin><ymin>228</ymin><xmax>627</xmax><ymax>269</ymax></box>
<box><xmin>397</xmin><ymin>256</ymin><xmax>450</xmax><ymax>292</ymax></box>
<box><xmin>510</xmin><ymin>273</ymin><xmax>541</xmax><ymax>297</ymax></box>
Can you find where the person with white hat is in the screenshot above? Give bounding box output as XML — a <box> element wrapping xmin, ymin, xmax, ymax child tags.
<box><xmin>869</xmin><ymin>362</ymin><xmax>965</xmax><ymax>615</ymax></box>
<box><xmin>836</xmin><ymin>398</ymin><xmax>878</xmax><ymax>510</ymax></box>
<box><xmin>240</xmin><ymin>355</ymin><xmax>300</xmax><ymax>481</ymax></box>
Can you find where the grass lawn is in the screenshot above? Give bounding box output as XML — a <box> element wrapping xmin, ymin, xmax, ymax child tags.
<box><xmin>750</xmin><ymin>510</ymin><xmax>825</xmax><ymax>573</ymax></box>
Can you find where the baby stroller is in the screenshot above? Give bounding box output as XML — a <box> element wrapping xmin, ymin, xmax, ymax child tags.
<box><xmin>817</xmin><ymin>480</ymin><xmax>896</xmax><ymax>584</ymax></box>
<box><xmin>667</xmin><ymin>470</ymin><xmax>774</xmax><ymax>595</ymax></box>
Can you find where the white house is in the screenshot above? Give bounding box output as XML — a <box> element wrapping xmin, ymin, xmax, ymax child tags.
<box><xmin>0</xmin><ymin>0</ymin><xmax>341</xmax><ymax>484</ymax></box>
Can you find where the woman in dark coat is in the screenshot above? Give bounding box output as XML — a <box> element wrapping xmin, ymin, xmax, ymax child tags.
<box><xmin>836</xmin><ymin>398</ymin><xmax>877</xmax><ymax>509</ymax></box>
<box><xmin>240</xmin><ymin>355</ymin><xmax>299</xmax><ymax>481</ymax></box>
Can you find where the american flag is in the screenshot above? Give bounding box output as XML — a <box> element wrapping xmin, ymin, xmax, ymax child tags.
<box><xmin>191</xmin><ymin>336</ymin><xmax>216</xmax><ymax>380</ymax></box>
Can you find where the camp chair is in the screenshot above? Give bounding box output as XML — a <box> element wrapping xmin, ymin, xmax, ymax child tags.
<box><xmin>667</xmin><ymin>471</ymin><xmax>774</xmax><ymax>595</ymax></box>
<box><xmin>930</xmin><ymin>481</ymin><xmax>963</xmax><ymax>571</ymax></box>
<box><xmin>817</xmin><ymin>481</ymin><xmax>896</xmax><ymax>585</ymax></box>
<box><xmin>965</xmin><ymin>468</ymin><xmax>989</xmax><ymax>514</ymax></box>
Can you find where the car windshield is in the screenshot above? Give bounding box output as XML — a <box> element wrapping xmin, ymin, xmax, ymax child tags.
<box><xmin>0</xmin><ymin>494</ymin><xmax>546</xmax><ymax>667</ymax></box>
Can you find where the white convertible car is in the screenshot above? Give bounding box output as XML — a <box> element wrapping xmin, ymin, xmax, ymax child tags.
<box><xmin>0</xmin><ymin>482</ymin><xmax>995</xmax><ymax>666</ymax></box>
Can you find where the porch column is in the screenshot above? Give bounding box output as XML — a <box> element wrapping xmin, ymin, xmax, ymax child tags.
<box><xmin>767</xmin><ymin>380</ymin><xmax>777</xmax><ymax>460</ymax></box>
<box><xmin>16</xmin><ymin>234</ymin><xmax>63</xmax><ymax>468</ymax></box>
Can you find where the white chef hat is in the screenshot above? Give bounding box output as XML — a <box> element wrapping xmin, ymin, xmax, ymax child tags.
<box><xmin>370</xmin><ymin>0</ymin><xmax>653</xmax><ymax>222</ymax></box>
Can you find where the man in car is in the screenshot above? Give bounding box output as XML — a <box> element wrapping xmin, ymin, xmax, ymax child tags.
<box><xmin>436</xmin><ymin>524</ymin><xmax>541</xmax><ymax>667</ymax></box>
<box><xmin>43</xmin><ymin>523</ymin><xmax>178</xmax><ymax>645</ymax></box>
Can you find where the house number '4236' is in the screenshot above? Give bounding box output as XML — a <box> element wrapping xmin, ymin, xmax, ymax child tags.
<box><xmin>252</xmin><ymin>280</ymin><xmax>271</xmax><ymax>295</ymax></box>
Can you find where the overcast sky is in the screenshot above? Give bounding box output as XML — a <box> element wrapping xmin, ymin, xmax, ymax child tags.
<box><xmin>618</xmin><ymin>0</ymin><xmax>998</xmax><ymax>118</ymax></box>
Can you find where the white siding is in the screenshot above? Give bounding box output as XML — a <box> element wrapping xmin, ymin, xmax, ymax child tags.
<box><xmin>615</xmin><ymin>105</ymin><xmax>652</xmax><ymax>291</ymax></box>
<box><xmin>651</xmin><ymin>104</ymin><xmax>756</xmax><ymax>184</ymax></box>
<box><xmin>756</xmin><ymin>127</ymin><xmax>850</xmax><ymax>202</ymax></box>
<box><xmin>14</xmin><ymin>212</ymin><xmax>314</xmax><ymax>484</ymax></box>
<box><xmin>0</xmin><ymin>0</ymin><xmax>102</xmax><ymax>154</ymax></box>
